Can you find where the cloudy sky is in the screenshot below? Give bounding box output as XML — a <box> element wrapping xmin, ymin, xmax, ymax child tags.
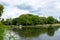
<box><xmin>0</xmin><ymin>0</ymin><xmax>60</xmax><ymax>20</ymax></box>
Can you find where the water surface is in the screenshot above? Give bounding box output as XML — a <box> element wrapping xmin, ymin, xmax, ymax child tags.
<box><xmin>4</xmin><ymin>27</ymin><xmax>60</xmax><ymax>40</ymax></box>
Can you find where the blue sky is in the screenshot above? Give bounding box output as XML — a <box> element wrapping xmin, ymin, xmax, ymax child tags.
<box><xmin>0</xmin><ymin>0</ymin><xmax>60</xmax><ymax>20</ymax></box>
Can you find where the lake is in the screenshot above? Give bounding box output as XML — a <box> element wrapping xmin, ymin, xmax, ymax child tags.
<box><xmin>4</xmin><ymin>26</ymin><xmax>60</xmax><ymax>40</ymax></box>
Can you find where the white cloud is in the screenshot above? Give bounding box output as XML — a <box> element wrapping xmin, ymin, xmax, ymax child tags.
<box><xmin>54</xmin><ymin>2</ymin><xmax>60</xmax><ymax>9</ymax></box>
<box><xmin>1</xmin><ymin>6</ymin><xmax>29</xmax><ymax>19</ymax></box>
<box><xmin>0</xmin><ymin>0</ymin><xmax>60</xmax><ymax>20</ymax></box>
<box><xmin>0</xmin><ymin>0</ymin><xmax>21</xmax><ymax>6</ymax></box>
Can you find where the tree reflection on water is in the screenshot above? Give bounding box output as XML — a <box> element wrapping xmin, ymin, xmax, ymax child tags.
<box><xmin>12</xmin><ymin>26</ymin><xmax>59</xmax><ymax>38</ymax></box>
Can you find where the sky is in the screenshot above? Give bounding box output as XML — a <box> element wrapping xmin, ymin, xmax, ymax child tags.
<box><xmin>0</xmin><ymin>0</ymin><xmax>60</xmax><ymax>20</ymax></box>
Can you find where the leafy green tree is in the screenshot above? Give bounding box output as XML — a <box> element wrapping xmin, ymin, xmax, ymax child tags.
<box><xmin>32</xmin><ymin>15</ymin><xmax>40</xmax><ymax>25</ymax></box>
<box><xmin>0</xmin><ymin>4</ymin><xmax>5</xmax><ymax>40</ymax></box>
<box><xmin>17</xmin><ymin>14</ymin><xmax>47</xmax><ymax>25</ymax></box>
<box><xmin>12</xmin><ymin>18</ymin><xmax>19</xmax><ymax>25</ymax></box>
<box><xmin>4</xmin><ymin>18</ymin><xmax>12</xmax><ymax>25</ymax></box>
<box><xmin>54</xmin><ymin>19</ymin><xmax>58</xmax><ymax>23</ymax></box>
<box><xmin>47</xmin><ymin>16</ymin><xmax>55</xmax><ymax>24</ymax></box>
<box><xmin>0</xmin><ymin>4</ymin><xmax>4</xmax><ymax>17</ymax></box>
<box><xmin>18</xmin><ymin>14</ymin><xmax>34</xmax><ymax>25</ymax></box>
<box><xmin>38</xmin><ymin>17</ymin><xmax>47</xmax><ymax>24</ymax></box>
<box><xmin>1</xmin><ymin>18</ymin><xmax>4</xmax><ymax>24</ymax></box>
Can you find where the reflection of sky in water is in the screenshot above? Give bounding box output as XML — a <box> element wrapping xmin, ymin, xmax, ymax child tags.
<box><xmin>20</xmin><ymin>28</ymin><xmax>60</xmax><ymax>40</ymax></box>
<box><xmin>4</xmin><ymin>30</ymin><xmax>20</xmax><ymax>40</ymax></box>
<box><xmin>4</xmin><ymin>28</ymin><xmax>60</xmax><ymax>40</ymax></box>
<box><xmin>38</xmin><ymin>28</ymin><xmax>60</xmax><ymax>40</ymax></box>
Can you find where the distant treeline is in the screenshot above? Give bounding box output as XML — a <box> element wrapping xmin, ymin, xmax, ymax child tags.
<box><xmin>1</xmin><ymin>14</ymin><xmax>58</xmax><ymax>26</ymax></box>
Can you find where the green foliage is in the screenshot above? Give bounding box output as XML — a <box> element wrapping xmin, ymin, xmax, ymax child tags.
<box><xmin>12</xmin><ymin>18</ymin><xmax>19</xmax><ymax>25</ymax></box>
<box><xmin>39</xmin><ymin>17</ymin><xmax>47</xmax><ymax>24</ymax></box>
<box><xmin>2</xmin><ymin>14</ymin><xmax>58</xmax><ymax>26</ymax></box>
<box><xmin>16</xmin><ymin>26</ymin><xmax>58</xmax><ymax>37</ymax></box>
<box><xmin>0</xmin><ymin>4</ymin><xmax>4</xmax><ymax>17</ymax></box>
<box><xmin>47</xmin><ymin>16</ymin><xmax>56</xmax><ymax>24</ymax></box>
<box><xmin>32</xmin><ymin>16</ymin><xmax>40</xmax><ymax>25</ymax></box>
<box><xmin>2</xmin><ymin>18</ymin><xmax>12</xmax><ymax>25</ymax></box>
<box><xmin>18</xmin><ymin>14</ymin><xmax>34</xmax><ymax>25</ymax></box>
<box><xmin>17</xmin><ymin>14</ymin><xmax>47</xmax><ymax>25</ymax></box>
<box><xmin>0</xmin><ymin>22</ymin><xmax>7</xmax><ymax>40</ymax></box>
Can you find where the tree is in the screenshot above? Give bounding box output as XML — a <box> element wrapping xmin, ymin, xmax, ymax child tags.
<box><xmin>54</xmin><ymin>19</ymin><xmax>58</xmax><ymax>23</ymax></box>
<box><xmin>47</xmin><ymin>16</ymin><xmax>55</xmax><ymax>24</ymax></box>
<box><xmin>3</xmin><ymin>18</ymin><xmax>12</xmax><ymax>25</ymax></box>
<box><xmin>12</xmin><ymin>18</ymin><xmax>19</xmax><ymax>25</ymax></box>
<box><xmin>17</xmin><ymin>14</ymin><xmax>47</xmax><ymax>25</ymax></box>
<box><xmin>32</xmin><ymin>15</ymin><xmax>40</xmax><ymax>25</ymax></box>
<box><xmin>0</xmin><ymin>4</ymin><xmax>4</xmax><ymax>17</ymax></box>
<box><xmin>1</xmin><ymin>18</ymin><xmax>4</xmax><ymax>24</ymax></box>
<box><xmin>17</xmin><ymin>14</ymin><xmax>34</xmax><ymax>25</ymax></box>
<box><xmin>39</xmin><ymin>17</ymin><xmax>47</xmax><ymax>24</ymax></box>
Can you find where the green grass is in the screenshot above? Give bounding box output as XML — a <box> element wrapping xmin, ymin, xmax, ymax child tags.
<box><xmin>0</xmin><ymin>22</ymin><xmax>7</xmax><ymax>40</ymax></box>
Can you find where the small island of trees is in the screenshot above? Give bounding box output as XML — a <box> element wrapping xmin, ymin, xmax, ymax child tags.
<box><xmin>1</xmin><ymin>14</ymin><xmax>58</xmax><ymax>26</ymax></box>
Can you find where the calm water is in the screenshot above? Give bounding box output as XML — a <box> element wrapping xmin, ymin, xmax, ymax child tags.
<box><xmin>4</xmin><ymin>27</ymin><xmax>60</xmax><ymax>40</ymax></box>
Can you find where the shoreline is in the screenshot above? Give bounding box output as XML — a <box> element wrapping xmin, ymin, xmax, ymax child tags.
<box><xmin>22</xmin><ymin>24</ymin><xmax>60</xmax><ymax>28</ymax></box>
<box><xmin>6</xmin><ymin>23</ymin><xmax>60</xmax><ymax>29</ymax></box>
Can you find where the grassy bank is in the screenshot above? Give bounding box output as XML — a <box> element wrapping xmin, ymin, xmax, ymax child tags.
<box><xmin>0</xmin><ymin>23</ymin><xmax>8</xmax><ymax>40</ymax></box>
<box><xmin>6</xmin><ymin>24</ymin><xmax>60</xmax><ymax>30</ymax></box>
<box><xmin>22</xmin><ymin>24</ymin><xmax>60</xmax><ymax>27</ymax></box>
